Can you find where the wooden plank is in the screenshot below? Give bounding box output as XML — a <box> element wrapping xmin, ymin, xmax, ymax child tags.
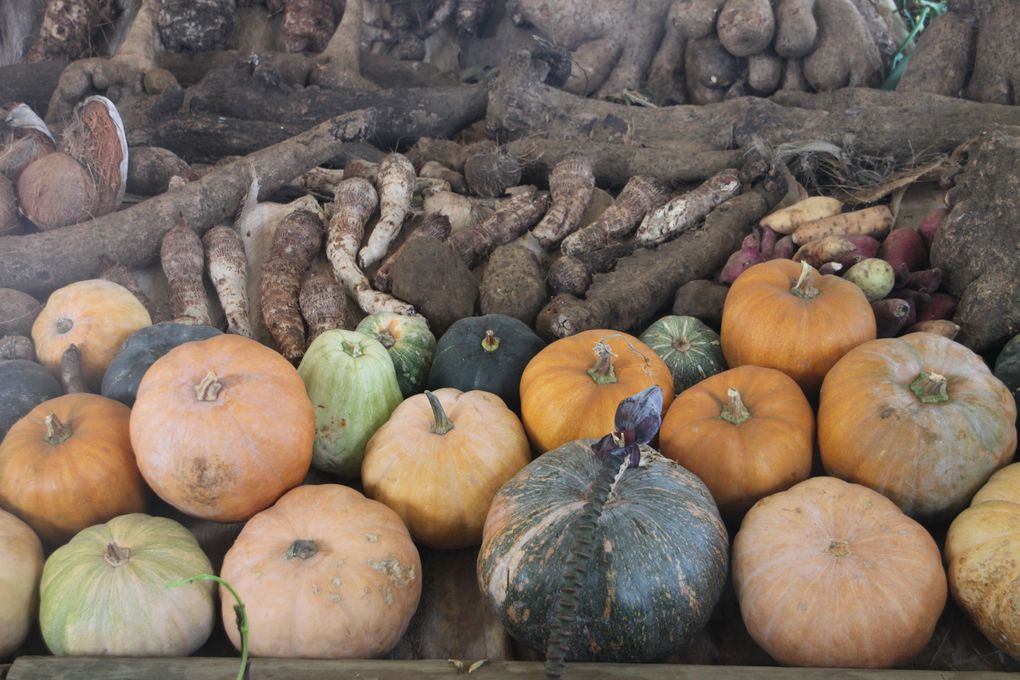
<box><xmin>8</xmin><ymin>657</ymin><xmax>1020</xmax><ymax>680</ymax></box>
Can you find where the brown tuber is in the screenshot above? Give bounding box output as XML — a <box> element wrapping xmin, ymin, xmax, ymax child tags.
<box><xmin>419</xmin><ymin>161</ymin><xmax>467</xmax><ymax>194</ymax></box>
<box><xmin>479</xmin><ymin>245</ymin><xmax>549</xmax><ymax>327</ymax></box>
<box><xmin>299</xmin><ymin>267</ymin><xmax>350</xmax><ymax>345</ymax></box>
<box><xmin>127</xmin><ymin>146</ymin><xmax>195</xmax><ymax>196</ymax></box>
<box><xmin>673</xmin><ymin>280</ymin><xmax>729</xmax><ymax>327</ymax></box>
<box><xmin>717</xmin><ymin>0</ymin><xmax>776</xmax><ymax>57</ymax></box>
<box><xmin>548</xmin><ymin>256</ymin><xmax>592</xmax><ymax>297</ymax></box>
<box><xmin>0</xmin><ymin>178</ymin><xmax>19</xmax><ymax>236</ymax></box>
<box><xmin>464</xmin><ymin>144</ymin><xmax>522</xmax><ymax>198</ymax></box>
<box><xmin>531</xmin><ymin>156</ymin><xmax>596</xmax><ymax>250</ymax></box>
<box><xmin>637</xmin><ymin>168</ymin><xmax>742</xmax><ymax>245</ymax></box>
<box><xmin>161</xmin><ymin>216</ymin><xmax>211</xmax><ymax>326</ymax></box>
<box><xmin>373</xmin><ymin>214</ymin><xmax>452</xmax><ymax>294</ymax></box>
<box><xmin>0</xmin><ymin>289</ymin><xmax>42</xmax><ymax>337</ymax></box>
<box><xmin>561</xmin><ymin>176</ymin><xmax>669</xmax><ymax>255</ymax></box>
<box><xmin>203</xmin><ymin>225</ymin><xmax>252</xmax><ymax>338</ymax></box>
<box><xmin>99</xmin><ymin>261</ymin><xmax>165</xmax><ymax>323</ymax></box>
<box><xmin>0</xmin><ymin>336</ymin><xmax>35</xmax><ymax>362</ymax></box>
<box><xmin>359</xmin><ymin>153</ymin><xmax>416</xmax><ymax>270</ymax></box>
<box><xmin>449</xmin><ymin>193</ymin><xmax>551</xmax><ymax>269</ymax></box>
<box><xmin>17</xmin><ymin>152</ymin><xmax>98</xmax><ymax>231</ymax></box>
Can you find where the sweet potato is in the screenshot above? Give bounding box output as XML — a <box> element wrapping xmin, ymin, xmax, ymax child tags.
<box><xmin>916</xmin><ymin>207</ymin><xmax>947</xmax><ymax>250</ymax></box>
<box><xmin>756</xmin><ymin>226</ymin><xmax>779</xmax><ymax>260</ymax></box>
<box><xmin>906</xmin><ymin>319</ymin><xmax>960</xmax><ymax>340</ymax></box>
<box><xmin>718</xmin><ymin>233</ymin><xmax>763</xmax><ymax>284</ymax></box>
<box><xmin>791</xmin><ymin>205</ymin><xmax>892</xmax><ymax>245</ymax></box>
<box><xmin>774</xmin><ymin>0</ymin><xmax>818</xmax><ymax>58</ymax></box>
<box><xmin>872</xmin><ymin>298</ymin><xmax>911</xmax><ymax>338</ymax></box>
<box><xmin>819</xmin><ymin>262</ymin><xmax>843</xmax><ymax>275</ymax></box>
<box><xmin>761</xmin><ymin>196</ymin><xmax>844</xmax><ymax>234</ymax></box>
<box><xmin>717</xmin><ymin>0</ymin><xmax>775</xmax><ymax>57</ymax></box>
<box><xmin>878</xmin><ymin>227</ymin><xmax>928</xmax><ymax>273</ymax></box>
<box><xmin>843</xmin><ymin>258</ymin><xmax>895</xmax><ymax>302</ymax></box>
<box><xmin>792</xmin><ymin>235</ymin><xmax>856</xmax><ymax>267</ymax></box>
<box><xmin>832</xmin><ymin>234</ymin><xmax>881</xmax><ymax>268</ymax></box>
<box><xmin>917</xmin><ymin>292</ymin><xmax>957</xmax><ymax>322</ymax></box>
<box><xmin>902</xmin><ymin>268</ymin><xmax>942</xmax><ymax>294</ymax></box>
<box><xmin>771</xmin><ymin>234</ymin><xmax>795</xmax><ymax>260</ymax></box>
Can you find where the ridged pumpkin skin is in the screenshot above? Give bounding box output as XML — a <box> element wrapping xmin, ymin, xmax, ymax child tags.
<box><xmin>659</xmin><ymin>365</ymin><xmax>813</xmax><ymax>522</ymax></box>
<box><xmin>428</xmin><ymin>314</ymin><xmax>545</xmax><ymax>412</ymax></box>
<box><xmin>39</xmin><ymin>513</ymin><xmax>215</xmax><ymax>656</ymax></box>
<box><xmin>519</xmin><ymin>329</ymin><xmax>674</xmax><ymax>453</ymax></box>
<box><xmin>131</xmin><ymin>334</ymin><xmax>314</xmax><ymax>522</ymax></box>
<box><xmin>356</xmin><ymin>313</ymin><xmax>436</xmax><ymax>397</ymax></box>
<box><xmin>478</xmin><ymin>442</ymin><xmax>728</xmax><ymax>662</ymax></box>
<box><xmin>298</xmin><ymin>330</ymin><xmax>403</xmax><ymax>478</ymax></box>
<box><xmin>819</xmin><ymin>333</ymin><xmax>1017</xmax><ymax>519</ymax></box>
<box><xmin>101</xmin><ymin>323</ymin><xmax>222</xmax><ymax>406</ymax></box>
<box><xmin>0</xmin><ymin>360</ymin><xmax>63</xmax><ymax>440</ymax></box>
<box><xmin>0</xmin><ymin>393</ymin><xmax>146</xmax><ymax>544</ymax></box>
<box><xmin>639</xmin><ymin>315</ymin><xmax>727</xmax><ymax>393</ymax></box>
<box><xmin>720</xmin><ymin>259</ymin><xmax>876</xmax><ymax>395</ymax></box>
<box><xmin>733</xmin><ymin>477</ymin><xmax>947</xmax><ymax>668</ymax></box>
<box><xmin>32</xmin><ymin>279</ymin><xmax>151</xmax><ymax>390</ymax></box>
<box><xmin>945</xmin><ymin>463</ymin><xmax>1020</xmax><ymax>660</ymax></box>
<box><xmin>362</xmin><ymin>388</ymin><xmax>532</xmax><ymax>549</ymax></box>
<box><xmin>219</xmin><ymin>484</ymin><xmax>421</xmax><ymax>658</ymax></box>
<box><xmin>0</xmin><ymin>509</ymin><xmax>43</xmax><ymax>658</ymax></box>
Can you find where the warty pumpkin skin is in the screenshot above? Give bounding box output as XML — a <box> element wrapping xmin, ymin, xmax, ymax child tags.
<box><xmin>819</xmin><ymin>332</ymin><xmax>1017</xmax><ymax>519</ymax></box>
<box><xmin>519</xmin><ymin>329</ymin><xmax>674</xmax><ymax>453</ymax></box>
<box><xmin>0</xmin><ymin>509</ymin><xmax>43</xmax><ymax>659</ymax></box>
<box><xmin>720</xmin><ymin>259</ymin><xmax>876</xmax><ymax>395</ymax></box>
<box><xmin>945</xmin><ymin>462</ymin><xmax>1020</xmax><ymax>660</ymax></box>
<box><xmin>32</xmin><ymin>279</ymin><xmax>151</xmax><ymax>390</ymax></box>
<box><xmin>130</xmin><ymin>334</ymin><xmax>315</xmax><ymax>522</ymax></box>
<box><xmin>658</xmin><ymin>365</ymin><xmax>813</xmax><ymax>523</ymax></box>
<box><xmin>219</xmin><ymin>484</ymin><xmax>422</xmax><ymax>659</ymax></box>
<box><xmin>39</xmin><ymin>513</ymin><xmax>215</xmax><ymax>656</ymax></box>
<box><xmin>732</xmin><ymin>476</ymin><xmax>947</xmax><ymax>668</ymax></box>
<box><xmin>478</xmin><ymin>441</ymin><xmax>728</xmax><ymax>662</ymax></box>
<box><xmin>0</xmin><ymin>393</ymin><xmax>147</xmax><ymax>545</ymax></box>
<box><xmin>362</xmin><ymin>388</ymin><xmax>532</xmax><ymax>549</ymax></box>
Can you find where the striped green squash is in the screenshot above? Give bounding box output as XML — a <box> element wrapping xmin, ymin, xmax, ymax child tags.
<box><xmin>640</xmin><ymin>316</ymin><xmax>727</xmax><ymax>393</ymax></box>
<box><xmin>356</xmin><ymin>312</ymin><xmax>436</xmax><ymax>397</ymax></box>
<box><xmin>39</xmin><ymin>513</ymin><xmax>215</xmax><ymax>656</ymax></box>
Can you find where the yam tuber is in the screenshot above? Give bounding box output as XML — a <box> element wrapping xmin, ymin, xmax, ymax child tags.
<box><xmin>299</xmin><ymin>267</ymin><xmax>349</xmax><ymax>345</ymax></box>
<box><xmin>717</xmin><ymin>0</ymin><xmax>776</xmax><ymax>57</ymax></box>
<box><xmin>479</xmin><ymin>245</ymin><xmax>549</xmax><ymax>326</ymax></box>
<box><xmin>672</xmin><ymin>0</ymin><xmax>728</xmax><ymax>39</ymax></box>
<box><xmin>802</xmin><ymin>0</ymin><xmax>883</xmax><ymax>91</ymax></box>
<box><xmin>327</xmin><ymin>178</ymin><xmax>415</xmax><ymax>316</ymax></box>
<box><xmin>773</xmin><ymin>0</ymin><xmax>818</xmax><ymax>58</ymax></box>
<box><xmin>161</xmin><ymin>216</ymin><xmax>211</xmax><ymax>326</ymax></box>
<box><xmin>747</xmin><ymin>52</ymin><xmax>783</xmax><ymax>95</ymax></box>
<box><xmin>902</xmin><ymin>269</ymin><xmax>942</xmax><ymax>294</ymax></box>
<box><xmin>0</xmin><ymin>177</ymin><xmax>20</xmax><ymax>236</ymax></box>
<box><xmin>761</xmin><ymin>196</ymin><xmax>844</xmax><ymax>234</ymax></box>
<box><xmin>872</xmin><ymin>298</ymin><xmax>911</xmax><ymax>338</ymax></box>
<box><xmin>358</xmin><ymin>152</ymin><xmax>416</xmax><ymax>270</ymax></box>
<box><xmin>791</xmin><ymin>205</ymin><xmax>892</xmax><ymax>245</ymax></box>
<box><xmin>203</xmin><ymin>225</ymin><xmax>252</xmax><ymax>337</ymax></box>
<box><xmin>0</xmin><ymin>335</ymin><xmax>35</xmax><ymax>361</ymax></box>
<box><xmin>636</xmin><ymin>169</ymin><xmax>741</xmax><ymax>245</ymax></box>
<box><xmin>464</xmin><ymin>144</ymin><xmax>522</xmax><ymax>198</ymax></box>
<box><xmin>373</xmin><ymin>214</ymin><xmax>452</xmax><ymax>294</ymax></box>
<box><xmin>531</xmin><ymin>156</ymin><xmax>596</xmax><ymax>250</ymax></box>
<box><xmin>792</xmin><ymin>235</ymin><xmax>857</xmax><ymax>268</ymax></box>
<box><xmin>343</xmin><ymin>158</ymin><xmax>379</xmax><ymax>182</ymax></box>
<box><xmin>98</xmin><ymin>261</ymin><xmax>164</xmax><ymax>323</ymax></box>
<box><xmin>449</xmin><ymin>193</ymin><xmax>551</xmax><ymax>269</ymax></box>
<box><xmin>561</xmin><ymin>176</ymin><xmax>669</xmax><ymax>255</ymax></box>
<box><xmin>59</xmin><ymin>344</ymin><xmax>87</xmax><ymax>393</ymax></box>
<box><xmin>419</xmin><ymin>161</ymin><xmax>467</xmax><ymax>194</ymax></box>
<box><xmin>261</xmin><ymin>207</ymin><xmax>324</xmax><ymax>363</ymax></box>
<box><xmin>673</xmin><ymin>279</ymin><xmax>729</xmax><ymax>327</ymax></box>
<box><xmin>548</xmin><ymin>256</ymin><xmax>592</xmax><ymax>297</ymax></box>
<box><xmin>906</xmin><ymin>319</ymin><xmax>960</xmax><ymax>340</ymax></box>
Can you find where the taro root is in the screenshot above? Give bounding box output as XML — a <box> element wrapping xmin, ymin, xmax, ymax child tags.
<box><xmin>0</xmin><ymin>178</ymin><xmax>19</xmax><ymax>236</ymax></box>
<box><xmin>464</xmin><ymin>144</ymin><xmax>521</xmax><ymax>198</ymax></box>
<box><xmin>0</xmin><ymin>289</ymin><xmax>43</xmax><ymax>337</ymax></box>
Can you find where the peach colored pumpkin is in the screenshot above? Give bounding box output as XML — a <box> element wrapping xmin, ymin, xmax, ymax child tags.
<box><xmin>733</xmin><ymin>477</ymin><xmax>946</xmax><ymax>668</ymax></box>
<box><xmin>0</xmin><ymin>509</ymin><xmax>43</xmax><ymax>658</ymax></box>
<box><xmin>362</xmin><ymin>388</ymin><xmax>531</xmax><ymax>549</ymax></box>
<box><xmin>219</xmin><ymin>484</ymin><xmax>421</xmax><ymax>658</ymax></box>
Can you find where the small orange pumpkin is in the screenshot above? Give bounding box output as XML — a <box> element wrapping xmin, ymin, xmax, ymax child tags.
<box><xmin>32</xmin><ymin>279</ymin><xmax>151</xmax><ymax>390</ymax></box>
<box><xmin>361</xmin><ymin>388</ymin><xmax>531</xmax><ymax>549</ymax></box>
<box><xmin>0</xmin><ymin>393</ymin><xmax>147</xmax><ymax>544</ymax></box>
<box><xmin>658</xmin><ymin>365</ymin><xmax>813</xmax><ymax>522</ymax></box>
<box><xmin>130</xmin><ymin>334</ymin><xmax>314</xmax><ymax>522</ymax></box>
<box><xmin>519</xmin><ymin>329</ymin><xmax>674</xmax><ymax>453</ymax></box>
<box><xmin>720</xmin><ymin>259</ymin><xmax>876</xmax><ymax>395</ymax></box>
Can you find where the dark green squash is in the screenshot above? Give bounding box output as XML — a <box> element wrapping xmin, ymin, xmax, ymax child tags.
<box><xmin>355</xmin><ymin>312</ymin><xmax>436</xmax><ymax>397</ymax></box>
<box><xmin>477</xmin><ymin>440</ymin><xmax>729</xmax><ymax>663</ymax></box>
<box><xmin>100</xmin><ymin>323</ymin><xmax>222</xmax><ymax>406</ymax></box>
<box><xmin>639</xmin><ymin>315</ymin><xmax>727</xmax><ymax>394</ymax></box>
<box><xmin>994</xmin><ymin>333</ymin><xmax>1020</xmax><ymax>422</ymax></box>
<box><xmin>0</xmin><ymin>360</ymin><xmax>64</xmax><ymax>440</ymax></box>
<box><xmin>427</xmin><ymin>314</ymin><xmax>545</xmax><ymax>411</ymax></box>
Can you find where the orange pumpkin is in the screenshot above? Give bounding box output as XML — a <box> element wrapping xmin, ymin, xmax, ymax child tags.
<box><xmin>32</xmin><ymin>279</ymin><xmax>151</xmax><ymax>390</ymax></box>
<box><xmin>219</xmin><ymin>484</ymin><xmax>421</xmax><ymax>658</ymax></box>
<box><xmin>0</xmin><ymin>394</ymin><xmax>147</xmax><ymax>544</ymax></box>
<box><xmin>519</xmin><ymin>329</ymin><xmax>674</xmax><ymax>453</ymax></box>
<box><xmin>130</xmin><ymin>334</ymin><xmax>314</xmax><ymax>522</ymax></box>
<box><xmin>720</xmin><ymin>259</ymin><xmax>875</xmax><ymax>395</ymax></box>
<box><xmin>658</xmin><ymin>365</ymin><xmax>813</xmax><ymax>522</ymax></box>
<box><xmin>733</xmin><ymin>476</ymin><xmax>946</xmax><ymax>668</ymax></box>
<box><xmin>362</xmin><ymin>388</ymin><xmax>531</xmax><ymax>549</ymax></box>
<box><xmin>1</xmin><ymin>509</ymin><xmax>44</xmax><ymax>658</ymax></box>
<box><xmin>819</xmin><ymin>333</ymin><xmax>1016</xmax><ymax>519</ymax></box>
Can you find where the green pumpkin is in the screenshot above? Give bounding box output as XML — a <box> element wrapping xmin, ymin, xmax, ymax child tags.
<box><xmin>298</xmin><ymin>329</ymin><xmax>403</xmax><ymax>478</ymax></box>
<box><xmin>639</xmin><ymin>315</ymin><xmax>727</xmax><ymax>393</ymax></box>
<box><xmin>478</xmin><ymin>441</ymin><xmax>728</xmax><ymax>662</ymax></box>
<box><xmin>355</xmin><ymin>313</ymin><xmax>436</xmax><ymax>397</ymax></box>
<box><xmin>0</xmin><ymin>359</ymin><xmax>63</xmax><ymax>440</ymax></box>
<box><xmin>994</xmin><ymin>333</ymin><xmax>1020</xmax><ymax>422</ymax></box>
<box><xmin>428</xmin><ymin>314</ymin><xmax>545</xmax><ymax>411</ymax></box>
<box><xmin>39</xmin><ymin>513</ymin><xmax>215</xmax><ymax>656</ymax></box>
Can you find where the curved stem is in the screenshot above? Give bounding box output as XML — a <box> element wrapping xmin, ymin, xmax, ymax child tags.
<box><xmin>194</xmin><ymin>371</ymin><xmax>222</xmax><ymax>401</ymax></box>
<box><xmin>104</xmin><ymin>543</ymin><xmax>131</xmax><ymax>567</ymax></box>
<box><xmin>719</xmin><ymin>387</ymin><xmax>751</xmax><ymax>425</ymax></box>
<box><xmin>586</xmin><ymin>341</ymin><xmax>618</xmax><ymax>385</ymax></box>
<box><xmin>790</xmin><ymin>261</ymin><xmax>820</xmax><ymax>300</ymax></box>
<box><xmin>167</xmin><ymin>574</ymin><xmax>248</xmax><ymax>680</ymax></box>
<box><xmin>425</xmin><ymin>390</ymin><xmax>454</xmax><ymax>435</ymax></box>
<box><xmin>481</xmin><ymin>329</ymin><xmax>501</xmax><ymax>352</ymax></box>
<box><xmin>44</xmin><ymin>413</ymin><xmax>72</xmax><ymax>445</ymax></box>
<box><xmin>909</xmin><ymin>371</ymin><xmax>950</xmax><ymax>404</ymax></box>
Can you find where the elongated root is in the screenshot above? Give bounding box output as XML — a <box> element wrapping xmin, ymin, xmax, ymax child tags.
<box><xmin>261</xmin><ymin>208</ymin><xmax>323</xmax><ymax>362</ymax></box>
<box><xmin>203</xmin><ymin>225</ymin><xmax>251</xmax><ymax>337</ymax></box>
<box><xmin>358</xmin><ymin>152</ymin><xmax>415</xmax><ymax>270</ymax></box>
<box><xmin>161</xmin><ymin>216</ymin><xmax>210</xmax><ymax>325</ymax></box>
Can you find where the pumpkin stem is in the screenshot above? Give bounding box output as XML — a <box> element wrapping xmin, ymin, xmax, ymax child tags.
<box><xmin>909</xmin><ymin>371</ymin><xmax>950</xmax><ymax>404</ymax></box>
<box><xmin>285</xmin><ymin>539</ymin><xmax>319</xmax><ymax>560</ymax></box>
<box><xmin>43</xmin><ymin>413</ymin><xmax>72</xmax><ymax>444</ymax></box>
<box><xmin>672</xmin><ymin>336</ymin><xmax>692</xmax><ymax>353</ymax></box>
<box><xmin>104</xmin><ymin>543</ymin><xmax>132</xmax><ymax>567</ymax></box>
<box><xmin>194</xmin><ymin>371</ymin><xmax>223</xmax><ymax>401</ymax></box>
<box><xmin>720</xmin><ymin>388</ymin><xmax>751</xmax><ymax>425</ymax></box>
<box><xmin>376</xmin><ymin>329</ymin><xmax>396</xmax><ymax>349</ymax></box>
<box><xmin>54</xmin><ymin>317</ymin><xmax>73</xmax><ymax>334</ymax></box>
<box><xmin>790</xmin><ymin>261</ymin><xmax>820</xmax><ymax>300</ymax></box>
<box><xmin>481</xmin><ymin>329</ymin><xmax>501</xmax><ymax>352</ymax></box>
<box><xmin>827</xmin><ymin>539</ymin><xmax>851</xmax><ymax>558</ymax></box>
<box><xmin>586</xmin><ymin>340</ymin><xmax>618</xmax><ymax>385</ymax></box>
<box><xmin>341</xmin><ymin>339</ymin><xmax>364</xmax><ymax>358</ymax></box>
<box><xmin>425</xmin><ymin>390</ymin><xmax>454</xmax><ymax>435</ymax></box>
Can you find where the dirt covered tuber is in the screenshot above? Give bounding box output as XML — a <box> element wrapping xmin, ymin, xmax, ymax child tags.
<box><xmin>358</xmin><ymin>152</ymin><xmax>416</xmax><ymax>270</ymax></box>
<box><xmin>261</xmin><ymin>208</ymin><xmax>324</xmax><ymax>362</ymax></box>
<box><xmin>449</xmin><ymin>193</ymin><xmax>551</xmax><ymax>268</ymax></box>
<box><xmin>126</xmin><ymin>146</ymin><xmax>194</xmax><ymax>197</ymax></box>
<box><xmin>203</xmin><ymin>225</ymin><xmax>251</xmax><ymax>338</ymax></box>
<box><xmin>802</xmin><ymin>0</ymin><xmax>884</xmax><ymax>91</ymax></box>
<box><xmin>419</xmin><ymin>161</ymin><xmax>467</xmax><ymax>194</ymax></box>
<box><xmin>479</xmin><ymin>245</ymin><xmax>548</xmax><ymax>327</ymax></box>
<box><xmin>373</xmin><ymin>214</ymin><xmax>452</xmax><ymax>294</ymax></box>
<box><xmin>464</xmin><ymin>144</ymin><xmax>521</xmax><ymax>198</ymax></box>
<box><xmin>673</xmin><ymin>280</ymin><xmax>729</xmax><ymax>327</ymax></box>
<box><xmin>717</xmin><ymin>0</ymin><xmax>775</xmax><ymax>57</ymax></box>
<box><xmin>562</xmin><ymin>175</ymin><xmax>668</xmax><ymax>255</ymax></box>
<box><xmin>531</xmin><ymin>156</ymin><xmax>595</xmax><ymax>250</ymax></box>
<box><xmin>548</xmin><ymin>256</ymin><xmax>591</xmax><ymax>297</ymax></box>
<box><xmin>0</xmin><ymin>289</ymin><xmax>42</xmax><ymax>337</ymax></box>
<box><xmin>0</xmin><ymin>336</ymin><xmax>35</xmax><ymax>361</ymax></box>
<box><xmin>637</xmin><ymin>169</ymin><xmax>741</xmax><ymax>245</ymax></box>
<box><xmin>299</xmin><ymin>268</ymin><xmax>349</xmax><ymax>345</ymax></box>
<box><xmin>161</xmin><ymin>216</ymin><xmax>211</xmax><ymax>326</ymax></box>
<box><xmin>391</xmin><ymin>236</ymin><xmax>477</xmax><ymax>336</ymax></box>
<box><xmin>0</xmin><ymin>178</ymin><xmax>19</xmax><ymax>236</ymax></box>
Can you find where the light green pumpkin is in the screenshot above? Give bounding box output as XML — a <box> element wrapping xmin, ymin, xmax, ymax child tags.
<box><xmin>298</xmin><ymin>329</ymin><xmax>403</xmax><ymax>478</ymax></box>
<box><xmin>639</xmin><ymin>315</ymin><xmax>727</xmax><ymax>394</ymax></box>
<box><xmin>39</xmin><ymin>513</ymin><xmax>215</xmax><ymax>657</ymax></box>
<box><xmin>355</xmin><ymin>313</ymin><xmax>436</xmax><ymax>397</ymax></box>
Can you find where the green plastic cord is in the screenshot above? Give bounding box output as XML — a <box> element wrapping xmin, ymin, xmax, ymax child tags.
<box><xmin>883</xmin><ymin>0</ymin><xmax>949</xmax><ymax>90</ymax></box>
<box><xmin>167</xmin><ymin>574</ymin><xmax>249</xmax><ymax>680</ymax></box>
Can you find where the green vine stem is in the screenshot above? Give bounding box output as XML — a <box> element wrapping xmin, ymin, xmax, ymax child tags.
<box><xmin>882</xmin><ymin>0</ymin><xmax>949</xmax><ymax>90</ymax></box>
<box><xmin>167</xmin><ymin>574</ymin><xmax>249</xmax><ymax>680</ymax></box>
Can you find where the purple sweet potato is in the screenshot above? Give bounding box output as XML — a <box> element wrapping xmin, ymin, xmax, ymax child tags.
<box><xmin>872</xmin><ymin>298</ymin><xmax>912</xmax><ymax>338</ymax></box>
<box><xmin>916</xmin><ymin>207</ymin><xmax>947</xmax><ymax>250</ymax></box>
<box><xmin>771</xmin><ymin>234</ymin><xmax>795</xmax><ymax>260</ymax></box>
<box><xmin>756</xmin><ymin>225</ymin><xmax>778</xmax><ymax>259</ymax></box>
<box><xmin>833</xmin><ymin>234</ymin><xmax>881</xmax><ymax>268</ymax></box>
<box><xmin>902</xmin><ymin>268</ymin><xmax>942</xmax><ymax>294</ymax></box>
<box><xmin>894</xmin><ymin>288</ymin><xmax>932</xmax><ymax>324</ymax></box>
<box><xmin>879</xmin><ymin>228</ymin><xmax>928</xmax><ymax>273</ymax></box>
<box><xmin>819</xmin><ymin>262</ymin><xmax>843</xmax><ymax>276</ymax></box>
<box><xmin>718</xmin><ymin>236</ymin><xmax>763</xmax><ymax>284</ymax></box>
<box><xmin>917</xmin><ymin>292</ymin><xmax>958</xmax><ymax>322</ymax></box>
